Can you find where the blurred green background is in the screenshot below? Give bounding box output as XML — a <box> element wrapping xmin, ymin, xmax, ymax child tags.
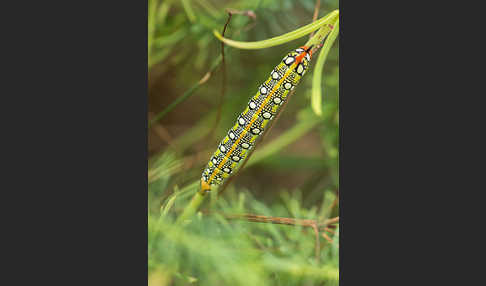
<box><xmin>148</xmin><ymin>0</ymin><xmax>339</xmax><ymax>285</ymax></box>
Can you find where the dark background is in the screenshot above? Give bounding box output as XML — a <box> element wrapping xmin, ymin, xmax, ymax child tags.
<box><xmin>3</xmin><ymin>0</ymin><xmax>480</xmax><ymax>284</ymax></box>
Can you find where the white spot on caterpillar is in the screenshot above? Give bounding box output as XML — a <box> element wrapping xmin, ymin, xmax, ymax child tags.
<box><xmin>249</xmin><ymin>101</ymin><xmax>257</xmax><ymax>109</ymax></box>
<box><xmin>272</xmin><ymin>71</ymin><xmax>280</xmax><ymax>80</ymax></box>
<box><xmin>285</xmin><ymin>57</ymin><xmax>295</xmax><ymax>65</ymax></box>
<box><xmin>223</xmin><ymin>167</ymin><xmax>231</xmax><ymax>173</ymax></box>
<box><xmin>305</xmin><ymin>54</ymin><xmax>311</xmax><ymax>61</ymax></box>
<box><xmin>229</xmin><ymin>131</ymin><xmax>235</xmax><ymax>140</ymax></box>
<box><xmin>220</xmin><ymin>145</ymin><xmax>226</xmax><ymax>152</ymax></box>
<box><xmin>232</xmin><ymin>156</ymin><xmax>240</xmax><ymax>162</ymax></box>
<box><xmin>297</xmin><ymin>64</ymin><xmax>304</xmax><ymax>75</ymax></box>
<box><xmin>260</xmin><ymin>86</ymin><xmax>267</xmax><ymax>94</ymax></box>
<box><xmin>241</xmin><ymin>142</ymin><xmax>250</xmax><ymax>149</ymax></box>
<box><xmin>284</xmin><ymin>82</ymin><xmax>292</xmax><ymax>90</ymax></box>
<box><xmin>296</xmin><ymin>48</ymin><xmax>304</xmax><ymax>53</ymax></box>
<box><xmin>239</xmin><ymin>117</ymin><xmax>246</xmax><ymax>125</ymax></box>
<box><xmin>262</xmin><ymin>112</ymin><xmax>271</xmax><ymax>119</ymax></box>
<box><xmin>273</xmin><ymin>97</ymin><xmax>282</xmax><ymax>104</ymax></box>
<box><xmin>252</xmin><ymin>128</ymin><xmax>261</xmax><ymax>135</ymax></box>
<box><xmin>212</xmin><ymin>158</ymin><xmax>217</xmax><ymax>164</ymax></box>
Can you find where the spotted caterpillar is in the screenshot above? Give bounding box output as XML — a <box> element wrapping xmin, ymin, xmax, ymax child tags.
<box><xmin>200</xmin><ymin>45</ymin><xmax>313</xmax><ymax>194</ymax></box>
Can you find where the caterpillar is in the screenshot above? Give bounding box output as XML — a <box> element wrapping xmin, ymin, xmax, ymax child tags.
<box><xmin>200</xmin><ymin>45</ymin><xmax>314</xmax><ymax>194</ymax></box>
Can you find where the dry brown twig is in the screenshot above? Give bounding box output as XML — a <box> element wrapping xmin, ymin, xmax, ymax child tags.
<box><xmin>206</xmin><ymin>9</ymin><xmax>258</xmax><ymax>141</ymax></box>
<box><xmin>324</xmin><ymin>227</ymin><xmax>335</xmax><ymax>234</ymax></box>
<box><xmin>187</xmin><ymin>209</ymin><xmax>338</xmax><ymax>263</ymax></box>
<box><xmin>221</xmin><ymin>213</ymin><xmax>339</xmax><ymax>263</ymax></box>
<box><xmin>322</xmin><ymin>232</ymin><xmax>333</xmax><ymax>243</ymax></box>
<box><xmin>224</xmin><ymin>214</ymin><xmax>337</xmax><ymax>227</ymax></box>
<box><xmin>309</xmin><ymin>0</ymin><xmax>321</xmax><ymax>39</ymax></box>
<box><xmin>225</xmin><ymin>9</ymin><xmax>257</xmax><ymax>36</ymax></box>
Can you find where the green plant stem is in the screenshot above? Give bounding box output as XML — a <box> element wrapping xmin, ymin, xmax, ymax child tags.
<box><xmin>212</xmin><ymin>10</ymin><xmax>338</xmax><ymax>50</ymax></box>
<box><xmin>176</xmin><ymin>192</ymin><xmax>206</xmax><ymax>223</ymax></box>
<box><xmin>304</xmin><ymin>16</ymin><xmax>336</xmax><ymax>52</ymax></box>
<box><xmin>149</xmin><ymin>84</ymin><xmax>198</xmax><ymax>127</ymax></box>
<box><xmin>311</xmin><ymin>18</ymin><xmax>339</xmax><ymax>116</ymax></box>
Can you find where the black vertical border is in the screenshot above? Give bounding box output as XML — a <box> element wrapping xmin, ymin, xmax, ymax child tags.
<box><xmin>5</xmin><ymin>1</ymin><xmax>150</xmax><ymax>284</ymax></box>
<box><xmin>337</xmin><ymin>0</ymin><xmax>475</xmax><ymax>284</ymax></box>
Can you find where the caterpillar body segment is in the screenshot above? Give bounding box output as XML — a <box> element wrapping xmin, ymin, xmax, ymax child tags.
<box><xmin>200</xmin><ymin>46</ymin><xmax>313</xmax><ymax>194</ymax></box>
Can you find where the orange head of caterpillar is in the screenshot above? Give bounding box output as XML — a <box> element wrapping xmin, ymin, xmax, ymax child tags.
<box><xmin>295</xmin><ymin>45</ymin><xmax>313</xmax><ymax>64</ymax></box>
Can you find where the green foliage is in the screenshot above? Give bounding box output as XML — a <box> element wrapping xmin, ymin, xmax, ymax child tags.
<box><xmin>149</xmin><ymin>0</ymin><xmax>339</xmax><ymax>285</ymax></box>
<box><xmin>149</xmin><ymin>154</ymin><xmax>339</xmax><ymax>285</ymax></box>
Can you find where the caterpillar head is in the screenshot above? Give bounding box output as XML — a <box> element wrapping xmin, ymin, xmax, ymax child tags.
<box><xmin>282</xmin><ymin>46</ymin><xmax>313</xmax><ymax>73</ymax></box>
<box><xmin>281</xmin><ymin>45</ymin><xmax>313</xmax><ymax>77</ymax></box>
<box><xmin>295</xmin><ymin>45</ymin><xmax>313</xmax><ymax>64</ymax></box>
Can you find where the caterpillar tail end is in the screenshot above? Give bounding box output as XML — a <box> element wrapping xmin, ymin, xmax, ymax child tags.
<box><xmin>199</xmin><ymin>179</ymin><xmax>211</xmax><ymax>195</ymax></box>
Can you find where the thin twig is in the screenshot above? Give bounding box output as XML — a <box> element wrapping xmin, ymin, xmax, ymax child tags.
<box><xmin>225</xmin><ymin>9</ymin><xmax>256</xmax><ymax>20</ymax></box>
<box><xmin>148</xmin><ymin>59</ymin><xmax>221</xmax><ymax>127</ymax></box>
<box><xmin>185</xmin><ymin>210</ymin><xmax>339</xmax><ymax>230</ymax></box>
<box><xmin>318</xmin><ymin>216</ymin><xmax>339</xmax><ymax>227</ymax></box>
<box><xmin>226</xmin><ymin>9</ymin><xmax>257</xmax><ymax>37</ymax></box>
<box><xmin>222</xmin><ymin>213</ymin><xmax>338</xmax><ymax>263</ymax></box>
<box><xmin>207</xmin><ymin>9</ymin><xmax>257</xmax><ymax>140</ymax></box>
<box><xmin>224</xmin><ymin>213</ymin><xmax>338</xmax><ymax>228</ymax></box>
<box><xmin>309</xmin><ymin>0</ymin><xmax>321</xmax><ymax>39</ymax></box>
<box><xmin>207</xmin><ymin>12</ymin><xmax>232</xmax><ymax>140</ymax></box>
<box><xmin>322</xmin><ymin>232</ymin><xmax>333</xmax><ymax>243</ymax></box>
<box><xmin>184</xmin><ymin>208</ymin><xmax>339</xmax><ymax>262</ymax></box>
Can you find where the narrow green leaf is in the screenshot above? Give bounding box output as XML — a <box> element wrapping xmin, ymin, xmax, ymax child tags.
<box><xmin>212</xmin><ymin>10</ymin><xmax>338</xmax><ymax>50</ymax></box>
<box><xmin>154</xmin><ymin>29</ymin><xmax>188</xmax><ymax>48</ymax></box>
<box><xmin>311</xmin><ymin>18</ymin><xmax>339</xmax><ymax>116</ymax></box>
<box><xmin>181</xmin><ymin>0</ymin><xmax>197</xmax><ymax>23</ymax></box>
<box><xmin>149</xmin><ymin>56</ymin><xmax>221</xmax><ymax>127</ymax></box>
<box><xmin>161</xmin><ymin>193</ymin><xmax>178</xmax><ymax>216</ymax></box>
